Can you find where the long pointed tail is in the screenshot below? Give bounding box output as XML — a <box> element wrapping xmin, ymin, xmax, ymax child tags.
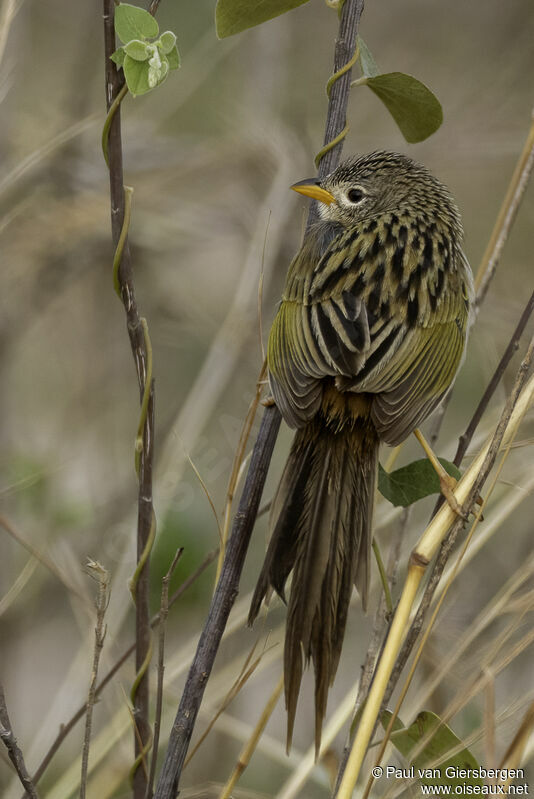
<box><xmin>248</xmin><ymin>390</ymin><xmax>379</xmax><ymax>753</ymax></box>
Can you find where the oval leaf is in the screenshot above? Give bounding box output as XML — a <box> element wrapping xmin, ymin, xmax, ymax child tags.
<box><xmin>357</xmin><ymin>35</ymin><xmax>380</xmax><ymax>78</ymax></box>
<box><xmin>124</xmin><ymin>39</ymin><xmax>150</xmax><ymax>61</ymax></box>
<box><xmin>362</xmin><ymin>72</ymin><xmax>443</xmax><ymax>143</ymax></box>
<box><xmin>123</xmin><ymin>54</ymin><xmax>152</xmax><ymax>96</ymax></box>
<box><xmin>159</xmin><ymin>31</ymin><xmax>177</xmax><ymax>55</ymax></box>
<box><xmin>215</xmin><ymin>0</ymin><xmax>310</xmax><ymax>39</ymax></box>
<box><xmin>378</xmin><ymin>458</ymin><xmax>461</xmax><ymax>508</ymax></box>
<box><xmin>115</xmin><ymin>3</ymin><xmax>159</xmax><ymax>44</ymax></box>
<box><xmin>166</xmin><ymin>45</ymin><xmax>181</xmax><ymax>71</ymax></box>
<box><xmin>382</xmin><ymin>710</ymin><xmax>483</xmax><ymax>789</ymax></box>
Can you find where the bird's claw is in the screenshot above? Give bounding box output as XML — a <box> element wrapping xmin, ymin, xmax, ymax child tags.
<box><xmin>439</xmin><ymin>474</ymin><xmax>469</xmax><ymax>522</ymax></box>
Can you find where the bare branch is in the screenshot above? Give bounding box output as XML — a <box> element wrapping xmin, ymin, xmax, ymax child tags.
<box><xmin>454</xmin><ymin>287</ymin><xmax>534</xmax><ymax>467</ymax></box>
<box><xmin>146</xmin><ymin>549</ymin><xmax>184</xmax><ymax>799</ymax></box>
<box><xmin>80</xmin><ymin>561</ymin><xmax>111</xmax><ymax>799</ymax></box>
<box><xmin>102</xmin><ymin>3</ymin><xmax>156</xmax><ymax>795</ymax></box>
<box><xmin>153</xmin><ymin>3</ymin><xmax>365</xmax><ymax>795</ymax></box>
<box><xmin>0</xmin><ymin>685</ymin><xmax>39</xmax><ymax>799</ymax></box>
<box><xmin>475</xmin><ymin>109</ymin><xmax>534</xmax><ymax>304</ymax></box>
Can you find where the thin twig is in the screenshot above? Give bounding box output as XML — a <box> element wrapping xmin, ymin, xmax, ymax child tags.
<box><xmin>27</xmin><ymin>548</ymin><xmax>217</xmax><ymax>792</ymax></box>
<box><xmin>498</xmin><ymin>700</ymin><xmax>534</xmax><ymax>778</ymax></box>
<box><xmin>153</xmin><ymin>409</ymin><xmax>282</xmax><ymax>798</ymax></box>
<box><xmin>80</xmin><ymin>561</ymin><xmax>111</xmax><ymax>799</ymax></box>
<box><xmin>184</xmin><ymin>639</ymin><xmax>271</xmax><ymax>768</ymax></box>
<box><xmin>475</xmin><ymin>108</ymin><xmax>534</xmax><ymax>304</ymax></box>
<box><xmin>332</xmin><ymin>508</ymin><xmax>407</xmax><ymax>797</ymax></box>
<box><xmin>0</xmin><ymin>685</ymin><xmax>39</xmax><ymax>799</ymax></box>
<box><xmin>102</xmin><ymin>3</ymin><xmax>155</xmax><ymax>796</ymax></box>
<box><xmin>0</xmin><ymin>514</ymin><xmax>87</xmax><ymax>604</ymax></box>
<box><xmin>219</xmin><ymin>675</ymin><xmax>284</xmax><ymax>799</ymax></box>
<box><xmin>146</xmin><ymin>549</ymin><xmax>184</xmax><ymax>799</ymax></box>
<box><xmin>454</xmin><ymin>287</ymin><xmax>534</xmax><ymax>467</ymax></box>
<box><xmin>217</xmin><ymin>361</ymin><xmax>267</xmax><ymax>584</ymax></box>
<box><xmin>153</xmin><ymin>2</ymin><xmax>364</xmax><ymax>795</ymax></box>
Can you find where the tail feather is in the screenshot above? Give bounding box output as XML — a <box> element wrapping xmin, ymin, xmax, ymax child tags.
<box><xmin>249</xmin><ymin>399</ymin><xmax>379</xmax><ymax>753</ymax></box>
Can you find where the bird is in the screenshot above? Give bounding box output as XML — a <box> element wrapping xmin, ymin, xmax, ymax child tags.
<box><xmin>247</xmin><ymin>150</ymin><xmax>474</xmax><ymax>754</ymax></box>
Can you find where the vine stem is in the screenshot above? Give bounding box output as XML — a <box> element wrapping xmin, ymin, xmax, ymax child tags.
<box><xmin>153</xmin><ymin>3</ymin><xmax>364</xmax><ymax>796</ymax></box>
<box><xmin>103</xmin><ymin>2</ymin><xmax>156</xmax><ymax>796</ymax></box>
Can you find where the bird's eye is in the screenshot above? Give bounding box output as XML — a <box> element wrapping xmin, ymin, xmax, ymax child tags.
<box><xmin>347</xmin><ymin>188</ymin><xmax>365</xmax><ymax>203</ymax></box>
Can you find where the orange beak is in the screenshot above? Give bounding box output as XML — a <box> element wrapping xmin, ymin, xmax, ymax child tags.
<box><xmin>290</xmin><ymin>178</ymin><xmax>336</xmax><ymax>205</ymax></box>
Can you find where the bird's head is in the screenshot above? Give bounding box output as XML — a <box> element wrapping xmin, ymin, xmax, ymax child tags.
<box><xmin>291</xmin><ymin>151</ymin><xmax>461</xmax><ymax>232</ymax></box>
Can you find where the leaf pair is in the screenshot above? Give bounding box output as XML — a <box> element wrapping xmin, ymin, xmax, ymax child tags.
<box><xmin>215</xmin><ymin>1</ymin><xmax>442</xmax><ymax>143</ymax></box>
<box><xmin>111</xmin><ymin>3</ymin><xmax>180</xmax><ymax>97</ymax></box>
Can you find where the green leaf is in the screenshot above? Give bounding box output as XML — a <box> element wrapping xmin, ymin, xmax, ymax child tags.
<box><xmin>115</xmin><ymin>3</ymin><xmax>159</xmax><ymax>44</ymax></box>
<box><xmin>158</xmin><ymin>31</ymin><xmax>177</xmax><ymax>55</ymax></box>
<box><xmin>110</xmin><ymin>47</ymin><xmax>126</xmax><ymax>67</ymax></box>
<box><xmin>382</xmin><ymin>711</ymin><xmax>483</xmax><ymax>789</ymax></box>
<box><xmin>378</xmin><ymin>458</ymin><xmax>461</xmax><ymax>508</ymax></box>
<box><xmin>123</xmin><ymin>54</ymin><xmax>152</xmax><ymax>96</ymax></box>
<box><xmin>215</xmin><ymin>0</ymin><xmax>310</xmax><ymax>38</ymax></box>
<box><xmin>166</xmin><ymin>45</ymin><xmax>181</xmax><ymax>71</ymax></box>
<box><xmin>359</xmin><ymin>72</ymin><xmax>443</xmax><ymax>143</ymax></box>
<box><xmin>124</xmin><ymin>39</ymin><xmax>150</xmax><ymax>61</ymax></box>
<box><xmin>357</xmin><ymin>35</ymin><xmax>379</xmax><ymax>78</ymax></box>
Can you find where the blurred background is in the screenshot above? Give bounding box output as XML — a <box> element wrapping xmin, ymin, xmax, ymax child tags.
<box><xmin>1</xmin><ymin>0</ymin><xmax>534</xmax><ymax>796</ymax></box>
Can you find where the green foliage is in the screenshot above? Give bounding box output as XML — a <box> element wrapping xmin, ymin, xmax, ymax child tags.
<box><xmin>124</xmin><ymin>39</ymin><xmax>151</xmax><ymax>61</ymax></box>
<box><xmin>213</xmin><ymin>10</ymin><xmax>442</xmax><ymax>142</ymax></box>
<box><xmin>111</xmin><ymin>3</ymin><xmax>180</xmax><ymax>97</ymax></box>
<box><xmin>115</xmin><ymin>2</ymin><xmax>159</xmax><ymax>42</ymax></box>
<box><xmin>215</xmin><ymin>0</ymin><xmax>310</xmax><ymax>38</ymax></box>
<box><xmin>363</xmin><ymin>72</ymin><xmax>443</xmax><ymax>143</ymax></box>
<box><xmin>357</xmin><ymin>35</ymin><xmax>379</xmax><ymax>78</ymax></box>
<box><xmin>382</xmin><ymin>711</ymin><xmax>483</xmax><ymax>789</ymax></box>
<box><xmin>378</xmin><ymin>458</ymin><xmax>462</xmax><ymax>508</ymax></box>
<box><xmin>355</xmin><ymin>36</ymin><xmax>443</xmax><ymax>142</ymax></box>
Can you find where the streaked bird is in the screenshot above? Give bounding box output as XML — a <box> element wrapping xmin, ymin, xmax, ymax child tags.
<box><xmin>248</xmin><ymin>151</ymin><xmax>473</xmax><ymax>752</ymax></box>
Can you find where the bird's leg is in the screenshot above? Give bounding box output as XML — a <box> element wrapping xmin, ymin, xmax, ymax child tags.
<box><xmin>259</xmin><ymin>378</ymin><xmax>276</xmax><ymax>407</ymax></box>
<box><xmin>413</xmin><ymin>428</ymin><xmax>468</xmax><ymax>520</ymax></box>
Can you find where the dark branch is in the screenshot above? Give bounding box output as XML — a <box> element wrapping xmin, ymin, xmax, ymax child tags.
<box><xmin>153</xmin><ymin>408</ymin><xmax>281</xmax><ymax>798</ymax></box>
<box><xmin>153</xmin><ymin>7</ymin><xmax>365</xmax><ymax>796</ymax></box>
<box><xmin>103</xmin><ymin>5</ymin><xmax>156</xmax><ymax>794</ymax></box>
<box><xmin>454</xmin><ymin>288</ymin><xmax>534</xmax><ymax>467</ymax></box>
<box><xmin>0</xmin><ymin>685</ymin><xmax>39</xmax><ymax>799</ymax></box>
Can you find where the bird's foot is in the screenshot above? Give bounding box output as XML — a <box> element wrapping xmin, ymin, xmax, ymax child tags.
<box><xmin>439</xmin><ymin>473</ymin><xmax>469</xmax><ymax>521</ymax></box>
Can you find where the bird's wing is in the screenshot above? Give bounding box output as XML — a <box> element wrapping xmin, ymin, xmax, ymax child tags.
<box><xmin>349</xmin><ymin>247</ymin><xmax>471</xmax><ymax>444</ymax></box>
<box><xmin>268</xmin><ymin>224</ymin><xmax>373</xmax><ymax>428</ymax></box>
<box><xmin>360</xmin><ymin>312</ymin><xmax>467</xmax><ymax>445</ymax></box>
<box><xmin>268</xmin><ymin>218</ymin><xmax>471</xmax><ymax>433</ymax></box>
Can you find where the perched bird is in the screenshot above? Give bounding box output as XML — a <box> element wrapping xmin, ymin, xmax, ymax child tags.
<box><xmin>248</xmin><ymin>151</ymin><xmax>473</xmax><ymax>752</ymax></box>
